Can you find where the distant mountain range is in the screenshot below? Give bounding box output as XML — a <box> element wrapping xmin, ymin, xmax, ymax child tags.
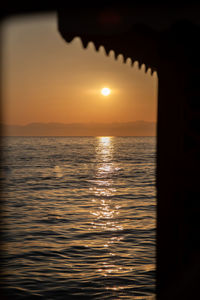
<box><xmin>1</xmin><ymin>121</ymin><xmax>156</xmax><ymax>136</ymax></box>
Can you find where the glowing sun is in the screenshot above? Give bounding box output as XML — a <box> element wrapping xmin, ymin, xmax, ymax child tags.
<box><xmin>101</xmin><ymin>87</ymin><xmax>111</xmax><ymax>96</ymax></box>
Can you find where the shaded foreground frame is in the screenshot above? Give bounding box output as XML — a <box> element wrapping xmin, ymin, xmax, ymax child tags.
<box><xmin>1</xmin><ymin>3</ymin><xmax>200</xmax><ymax>299</ymax></box>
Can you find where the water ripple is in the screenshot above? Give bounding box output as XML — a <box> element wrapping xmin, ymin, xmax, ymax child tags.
<box><xmin>1</xmin><ymin>136</ymin><xmax>156</xmax><ymax>299</ymax></box>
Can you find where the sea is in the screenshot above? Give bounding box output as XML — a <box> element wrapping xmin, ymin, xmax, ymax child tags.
<box><xmin>0</xmin><ymin>136</ymin><xmax>156</xmax><ymax>299</ymax></box>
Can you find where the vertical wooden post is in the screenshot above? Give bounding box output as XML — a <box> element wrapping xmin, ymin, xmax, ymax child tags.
<box><xmin>157</xmin><ymin>22</ymin><xmax>200</xmax><ymax>299</ymax></box>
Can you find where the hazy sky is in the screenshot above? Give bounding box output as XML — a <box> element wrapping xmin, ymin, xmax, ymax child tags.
<box><xmin>1</xmin><ymin>12</ymin><xmax>157</xmax><ymax>126</ymax></box>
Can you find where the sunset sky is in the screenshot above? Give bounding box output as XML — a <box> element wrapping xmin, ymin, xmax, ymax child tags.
<box><xmin>1</xmin><ymin>12</ymin><xmax>157</xmax><ymax>135</ymax></box>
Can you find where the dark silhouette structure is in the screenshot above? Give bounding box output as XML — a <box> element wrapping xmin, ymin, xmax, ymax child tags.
<box><xmin>1</xmin><ymin>3</ymin><xmax>200</xmax><ymax>299</ymax></box>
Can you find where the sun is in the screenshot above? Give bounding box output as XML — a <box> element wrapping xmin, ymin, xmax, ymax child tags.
<box><xmin>101</xmin><ymin>87</ymin><xmax>111</xmax><ymax>96</ymax></box>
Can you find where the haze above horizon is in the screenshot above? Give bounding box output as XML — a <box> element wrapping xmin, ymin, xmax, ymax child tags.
<box><xmin>1</xmin><ymin>12</ymin><xmax>157</xmax><ymax>135</ymax></box>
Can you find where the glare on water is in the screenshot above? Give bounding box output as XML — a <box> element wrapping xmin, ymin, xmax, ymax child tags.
<box><xmin>89</xmin><ymin>137</ymin><xmax>125</xmax><ymax>277</ymax></box>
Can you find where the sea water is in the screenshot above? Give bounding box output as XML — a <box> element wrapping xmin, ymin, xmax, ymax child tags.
<box><xmin>1</xmin><ymin>136</ymin><xmax>156</xmax><ymax>299</ymax></box>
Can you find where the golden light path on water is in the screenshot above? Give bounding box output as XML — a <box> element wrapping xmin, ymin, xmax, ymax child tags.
<box><xmin>88</xmin><ymin>137</ymin><xmax>128</xmax><ymax>284</ymax></box>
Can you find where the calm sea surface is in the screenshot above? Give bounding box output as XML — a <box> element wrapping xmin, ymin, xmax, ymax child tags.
<box><xmin>1</xmin><ymin>136</ymin><xmax>156</xmax><ymax>299</ymax></box>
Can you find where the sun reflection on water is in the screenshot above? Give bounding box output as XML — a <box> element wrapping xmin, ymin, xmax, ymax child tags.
<box><xmin>99</xmin><ymin>136</ymin><xmax>111</xmax><ymax>145</ymax></box>
<box><xmin>89</xmin><ymin>137</ymin><xmax>125</xmax><ymax>279</ymax></box>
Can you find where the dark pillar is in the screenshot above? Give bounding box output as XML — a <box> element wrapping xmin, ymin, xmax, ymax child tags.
<box><xmin>157</xmin><ymin>22</ymin><xmax>200</xmax><ymax>299</ymax></box>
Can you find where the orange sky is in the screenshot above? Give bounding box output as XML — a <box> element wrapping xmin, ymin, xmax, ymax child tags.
<box><xmin>1</xmin><ymin>13</ymin><xmax>157</xmax><ymax>127</ymax></box>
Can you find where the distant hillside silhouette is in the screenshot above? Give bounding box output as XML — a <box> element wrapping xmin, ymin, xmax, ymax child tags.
<box><xmin>2</xmin><ymin>121</ymin><xmax>156</xmax><ymax>136</ymax></box>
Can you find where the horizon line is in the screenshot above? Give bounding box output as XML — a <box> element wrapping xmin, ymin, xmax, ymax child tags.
<box><xmin>2</xmin><ymin>135</ymin><xmax>156</xmax><ymax>137</ymax></box>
